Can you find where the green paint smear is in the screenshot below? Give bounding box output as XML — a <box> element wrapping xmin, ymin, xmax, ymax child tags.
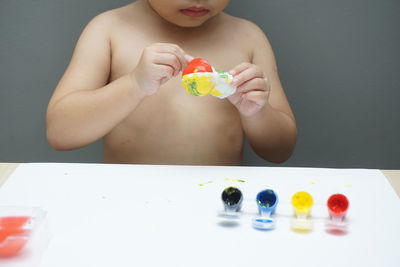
<box><xmin>258</xmin><ymin>200</ymin><xmax>271</xmax><ymax>208</ymax></box>
<box><xmin>216</xmin><ymin>70</ymin><xmax>229</xmax><ymax>79</ymax></box>
<box><xmin>188</xmin><ymin>81</ymin><xmax>200</xmax><ymax>96</ymax></box>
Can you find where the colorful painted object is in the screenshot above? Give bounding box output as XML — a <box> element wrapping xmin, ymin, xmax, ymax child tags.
<box><xmin>182</xmin><ymin>58</ymin><xmax>213</xmax><ymax>75</ymax></box>
<box><xmin>291</xmin><ymin>192</ymin><xmax>314</xmax><ymax>232</ymax></box>
<box><xmin>181</xmin><ymin>58</ymin><xmax>236</xmax><ymax>98</ymax></box>
<box><xmin>252</xmin><ymin>189</ymin><xmax>278</xmax><ymax>230</ymax></box>
<box><xmin>220</xmin><ymin>187</ymin><xmax>243</xmax><ymax>217</ymax></box>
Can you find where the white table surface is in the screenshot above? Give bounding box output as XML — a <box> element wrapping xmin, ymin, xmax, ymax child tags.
<box><xmin>0</xmin><ymin>163</ymin><xmax>399</xmax><ymax>267</ymax></box>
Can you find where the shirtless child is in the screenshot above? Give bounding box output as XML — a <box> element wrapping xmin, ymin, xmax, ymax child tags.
<box><xmin>46</xmin><ymin>0</ymin><xmax>297</xmax><ymax>165</ymax></box>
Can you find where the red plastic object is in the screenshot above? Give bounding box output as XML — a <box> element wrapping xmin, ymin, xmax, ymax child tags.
<box><xmin>0</xmin><ymin>237</ymin><xmax>28</xmax><ymax>257</ymax></box>
<box><xmin>0</xmin><ymin>228</ymin><xmax>29</xmax><ymax>243</ymax></box>
<box><xmin>182</xmin><ymin>58</ymin><xmax>213</xmax><ymax>76</ymax></box>
<box><xmin>0</xmin><ymin>216</ymin><xmax>30</xmax><ymax>229</ymax></box>
<box><xmin>327</xmin><ymin>194</ymin><xmax>349</xmax><ymax>220</ymax></box>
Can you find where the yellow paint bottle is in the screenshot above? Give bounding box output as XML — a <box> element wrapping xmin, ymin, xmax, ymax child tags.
<box><xmin>292</xmin><ymin>191</ymin><xmax>313</xmax><ymax>217</ymax></box>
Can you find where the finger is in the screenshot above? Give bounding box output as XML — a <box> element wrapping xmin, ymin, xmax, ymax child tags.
<box><xmin>156</xmin><ymin>64</ymin><xmax>175</xmax><ymax>84</ymax></box>
<box><xmin>159</xmin><ymin>51</ymin><xmax>184</xmax><ymax>76</ymax></box>
<box><xmin>231</xmin><ymin>66</ymin><xmax>264</xmax><ymax>87</ymax></box>
<box><xmin>166</xmin><ymin>43</ymin><xmax>194</xmax><ymax>64</ymax></box>
<box><xmin>236</xmin><ymin>77</ymin><xmax>267</xmax><ymax>94</ymax></box>
<box><xmin>184</xmin><ymin>54</ymin><xmax>194</xmax><ymax>62</ymax></box>
<box><xmin>227</xmin><ymin>91</ymin><xmax>242</xmax><ymax>105</ymax></box>
<box><xmin>153</xmin><ymin>53</ymin><xmax>181</xmax><ymax>76</ymax></box>
<box><xmin>154</xmin><ymin>44</ymin><xmax>189</xmax><ymax>73</ymax></box>
<box><xmin>242</xmin><ymin>90</ymin><xmax>269</xmax><ymax>106</ymax></box>
<box><xmin>167</xmin><ymin>44</ymin><xmax>188</xmax><ymax>73</ymax></box>
<box><xmin>228</xmin><ymin>62</ymin><xmax>252</xmax><ymax>76</ymax></box>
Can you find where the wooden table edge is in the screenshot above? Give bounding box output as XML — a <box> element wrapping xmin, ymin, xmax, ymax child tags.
<box><xmin>381</xmin><ymin>170</ymin><xmax>400</xmax><ymax>197</ymax></box>
<box><xmin>0</xmin><ymin>163</ymin><xmax>20</xmax><ymax>187</ymax></box>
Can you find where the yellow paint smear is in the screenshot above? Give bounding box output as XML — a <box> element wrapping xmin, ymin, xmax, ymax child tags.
<box><xmin>224</xmin><ymin>178</ymin><xmax>246</xmax><ymax>183</ymax></box>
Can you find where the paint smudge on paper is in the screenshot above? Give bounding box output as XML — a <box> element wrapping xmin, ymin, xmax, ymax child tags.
<box><xmin>198</xmin><ymin>178</ymin><xmax>246</xmax><ymax>186</ymax></box>
<box><xmin>198</xmin><ymin>181</ymin><xmax>214</xmax><ymax>186</ymax></box>
<box><xmin>224</xmin><ymin>178</ymin><xmax>246</xmax><ymax>183</ymax></box>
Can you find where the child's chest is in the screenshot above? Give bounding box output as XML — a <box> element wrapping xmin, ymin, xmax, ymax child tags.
<box><xmin>107</xmin><ymin>23</ymin><xmax>251</xmax><ymax>131</ymax></box>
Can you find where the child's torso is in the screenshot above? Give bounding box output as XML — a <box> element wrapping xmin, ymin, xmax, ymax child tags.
<box><xmin>103</xmin><ymin>7</ymin><xmax>252</xmax><ymax>165</ymax></box>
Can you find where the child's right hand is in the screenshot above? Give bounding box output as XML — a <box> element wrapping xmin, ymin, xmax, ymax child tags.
<box><xmin>132</xmin><ymin>43</ymin><xmax>193</xmax><ymax>96</ymax></box>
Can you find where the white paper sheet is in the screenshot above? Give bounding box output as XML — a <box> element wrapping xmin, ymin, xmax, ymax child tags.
<box><xmin>0</xmin><ymin>163</ymin><xmax>399</xmax><ymax>267</ymax></box>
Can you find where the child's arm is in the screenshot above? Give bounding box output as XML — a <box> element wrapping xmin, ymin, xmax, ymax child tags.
<box><xmin>46</xmin><ymin>14</ymin><xmax>190</xmax><ymax>150</ymax></box>
<box><xmin>228</xmin><ymin>24</ymin><xmax>297</xmax><ymax>163</ymax></box>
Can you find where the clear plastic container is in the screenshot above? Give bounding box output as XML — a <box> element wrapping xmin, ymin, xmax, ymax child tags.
<box><xmin>0</xmin><ymin>207</ymin><xmax>49</xmax><ymax>267</ymax></box>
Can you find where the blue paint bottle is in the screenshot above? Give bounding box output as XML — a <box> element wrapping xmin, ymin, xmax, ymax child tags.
<box><xmin>252</xmin><ymin>189</ymin><xmax>278</xmax><ymax>230</ymax></box>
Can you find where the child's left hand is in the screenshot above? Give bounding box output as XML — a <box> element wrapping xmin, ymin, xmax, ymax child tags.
<box><xmin>228</xmin><ymin>63</ymin><xmax>271</xmax><ymax>117</ymax></box>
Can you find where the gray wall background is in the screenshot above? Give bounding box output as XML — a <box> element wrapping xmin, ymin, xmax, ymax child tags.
<box><xmin>0</xmin><ymin>0</ymin><xmax>399</xmax><ymax>169</ymax></box>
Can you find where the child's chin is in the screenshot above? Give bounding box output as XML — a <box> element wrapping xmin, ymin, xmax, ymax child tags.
<box><xmin>166</xmin><ymin>16</ymin><xmax>209</xmax><ymax>28</ymax></box>
<box><xmin>177</xmin><ymin>22</ymin><xmax>206</xmax><ymax>28</ymax></box>
<box><xmin>176</xmin><ymin>21</ymin><xmax>208</xmax><ymax>28</ymax></box>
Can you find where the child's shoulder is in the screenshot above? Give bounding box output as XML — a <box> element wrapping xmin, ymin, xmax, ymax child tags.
<box><xmin>222</xmin><ymin>13</ymin><xmax>267</xmax><ymax>39</ymax></box>
<box><xmin>219</xmin><ymin>13</ymin><xmax>270</xmax><ymax>55</ymax></box>
<box><xmin>83</xmin><ymin>4</ymin><xmax>137</xmax><ymax>35</ymax></box>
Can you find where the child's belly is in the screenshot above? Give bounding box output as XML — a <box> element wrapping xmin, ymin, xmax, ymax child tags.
<box><xmin>103</xmin><ymin>77</ymin><xmax>244</xmax><ymax>165</ymax></box>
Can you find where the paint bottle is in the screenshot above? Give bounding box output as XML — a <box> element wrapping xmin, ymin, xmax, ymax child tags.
<box><xmin>327</xmin><ymin>194</ymin><xmax>349</xmax><ymax>222</ymax></box>
<box><xmin>325</xmin><ymin>194</ymin><xmax>350</xmax><ymax>234</ymax></box>
<box><xmin>291</xmin><ymin>191</ymin><xmax>314</xmax><ymax>232</ymax></box>
<box><xmin>221</xmin><ymin>186</ymin><xmax>243</xmax><ymax>213</ymax></box>
<box><xmin>252</xmin><ymin>189</ymin><xmax>278</xmax><ymax>230</ymax></box>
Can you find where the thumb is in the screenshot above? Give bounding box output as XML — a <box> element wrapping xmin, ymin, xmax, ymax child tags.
<box><xmin>184</xmin><ymin>54</ymin><xmax>194</xmax><ymax>62</ymax></box>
